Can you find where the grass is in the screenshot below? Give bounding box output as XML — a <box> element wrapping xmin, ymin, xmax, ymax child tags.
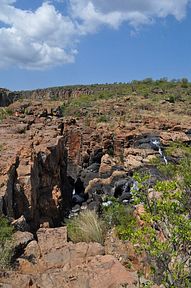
<box><xmin>0</xmin><ymin>107</ymin><xmax>13</xmax><ymax>123</ymax></box>
<box><xmin>0</xmin><ymin>217</ymin><xmax>14</xmax><ymax>268</ymax></box>
<box><xmin>67</xmin><ymin>210</ymin><xmax>105</xmax><ymax>245</ymax></box>
<box><xmin>56</xmin><ymin>79</ymin><xmax>191</xmax><ymax>131</ymax></box>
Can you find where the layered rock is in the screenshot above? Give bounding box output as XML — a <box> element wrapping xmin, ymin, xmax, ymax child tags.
<box><xmin>0</xmin><ymin>101</ymin><xmax>72</xmax><ymax>229</ymax></box>
<box><xmin>0</xmin><ymin>227</ymin><xmax>139</xmax><ymax>288</ymax></box>
<box><xmin>18</xmin><ymin>86</ymin><xmax>93</xmax><ymax>102</ymax></box>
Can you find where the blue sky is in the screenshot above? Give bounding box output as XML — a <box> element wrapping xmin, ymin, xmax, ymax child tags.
<box><xmin>0</xmin><ymin>0</ymin><xmax>191</xmax><ymax>91</ymax></box>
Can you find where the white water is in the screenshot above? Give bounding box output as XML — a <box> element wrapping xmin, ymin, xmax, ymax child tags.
<box><xmin>152</xmin><ymin>139</ymin><xmax>168</xmax><ymax>165</ymax></box>
<box><xmin>102</xmin><ymin>200</ymin><xmax>113</xmax><ymax>207</ymax></box>
<box><xmin>131</xmin><ymin>180</ymin><xmax>139</xmax><ymax>192</ymax></box>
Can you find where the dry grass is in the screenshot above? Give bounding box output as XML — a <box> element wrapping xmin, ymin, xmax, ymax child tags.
<box><xmin>67</xmin><ymin>210</ymin><xmax>105</xmax><ymax>245</ymax></box>
<box><xmin>0</xmin><ymin>240</ymin><xmax>13</xmax><ymax>268</ymax></box>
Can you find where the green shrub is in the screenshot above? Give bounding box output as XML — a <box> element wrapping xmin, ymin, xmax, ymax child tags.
<box><xmin>67</xmin><ymin>210</ymin><xmax>105</xmax><ymax>245</ymax></box>
<box><xmin>103</xmin><ymin>164</ymin><xmax>191</xmax><ymax>287</ymax></box>
<box><xmin>131</xmin><ymin>173</ymin><xmax>191</xmax><ymax>287</ymax></box>
<box><xmin>181</xmin><ymin>78</ymin><xmax>189</xmax><ymax>88</ymax></box>
<box><xmin>0</xmin><ymin>108</ymin><xmax>13</xmax><ymax>123</ymax></box>
<box><xmin>103</xmin><ymin>201</ymin><xmax>137</xmax><ymax>240</ymax></box>
<box><xmin>0</xmin><ymin>217</ymin><xmax>14</xmax><ymax>268</ymax></box>
<box><xmin>168</xmin><ymin>95</ymin><xmax>175</xmax><ymax>103</ymax></box>
<box><xmin>103</xmin><ymin>198</ymin><xmax>135</xmax><ymax>228</ymax></box>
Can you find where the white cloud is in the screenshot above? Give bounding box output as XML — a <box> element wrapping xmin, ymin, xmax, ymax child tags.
<box><xmin>70</xmin><ymin>0</ymin><xmax>190</xmax><ymax>30</ymax></box>
<box><xmin>0</xmin><ymin>1</ymin><xmax>78</xmax><ymax>69</ymax></box>
<box><xmin>0</xmin><ymin>0</ymin><xmax>190</xmax><ymax>70</ymax></box>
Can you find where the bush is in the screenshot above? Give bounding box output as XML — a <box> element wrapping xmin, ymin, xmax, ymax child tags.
<box><xmin>67</xmin><ymin>210</ymin><xmax>105</xmax><ymax>245</ymax></box>
<box><xmin>102</xmin><ymin>163</ymin><xmax>191</xmax><ymax>287</ymax></box>
<box><xmin>125</xmin><ymin>171</ymin><xmax>191</xmax><ymax>287</ymax></box>
<box><xmin>102</xmin><ymin>198</ymin><xmax>137</xmax><ymax>240</ymax></box>
<box><xmin>181</xmin><ymin>78</ymin><xmax>188</xmax><ymax>88</ymax></box>
<box><xmin>0</xmin><ymin>217</ymin><xmax>14</xmax><ymax>268</ymax></box>
<box><xmin>0</xmin><ymin>108</ymin><xmax>13</xmax><ymax>123</ymax></box>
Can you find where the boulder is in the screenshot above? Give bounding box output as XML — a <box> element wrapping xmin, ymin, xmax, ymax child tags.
<box><xmin>37</xmin><ymin>227</ymin><xmax>67</xmax><ymax>255</ymax></box>
<box><xmin>13</xmin><ymin>231</ymin><xmax>34</xmax><ymax>254</ymax></box>
<box><xmin>11</xmin><ymin>215</ymin><xmax>30</xmax><ymax>232</ymax></box>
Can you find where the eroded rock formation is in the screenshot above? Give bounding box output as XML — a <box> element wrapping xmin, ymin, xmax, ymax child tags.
<box><xmin>0</xmin><ymin>101</ymin><xmax>72</xmax><ymax>230</ymax></box>
<box><xmin>1</xmin><ymin>83</ymin><xmax>191</xmax><ymax>287</ymax></box>
<box><xmin>1</xmin><ymin>95</ymin><xmax>191</xmax><ymax>228</ymax></box>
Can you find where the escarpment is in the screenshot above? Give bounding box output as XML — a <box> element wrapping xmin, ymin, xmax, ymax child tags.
<box><xmin>1</xmin><ymin>81</ymin><xmax>191</xmax><ymax>288</ymax></box>
<box><xmin>0</xmin><ymin>86</ymin><xmax>94</xmax><ymax>107</ymax></box>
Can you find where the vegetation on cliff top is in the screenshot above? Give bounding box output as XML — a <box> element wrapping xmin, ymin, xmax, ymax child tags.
<box><xmin>58</xmin><ymin>78</ymin><xmax>191</xmax><ymax>123</ymax></box>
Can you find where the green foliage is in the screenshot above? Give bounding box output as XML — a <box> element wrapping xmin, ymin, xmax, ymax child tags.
<box><xmin>181</xmin><ymin>78</ymin><xmax>189</xmax><ymax>88</ymax></box>
<box><xmin>103</xmin><ymin>161</ymin><xmax>191</xmax><ymax>287</ymax></box>
<box><xmin>166</xmin><ymin>142</ymin><xmax>191</xmax><ymax>158</ymax></box>
<box><xmin>151</xmin><ymin>142</ymin><xmax>191</xmax><ymax>180</ymax></box>
<box><xmin>61</xmin><ymin>90</ymin><xmax>115</xmax><ymax>117</ymax></box>
<box><xmin>131</xmin><ymin>176</ymin><xmax>191</xmax><ymax>287</ymax></box>
<box><xmin>107</xmin><ymin>146</ymin><xmax>114</xmax><ymax>157</ymax></box>
<box><xmin>103</xmin><ymin>199</ymin><xmax>136</xmax><ymax>238</ymax></box>
<box><xmin>159</xmin><ymin>162</ymin><xmax>177</xmax><ymax>179</ymax></box>
<box><xmin>0</xmin><ymin>217</ymin><xmax>14</xmax><ymax>268</ymax></box>
<box><xmin>130</xmin><ymin>172</ymin><xmax>150</xmax><ymax>205</ymax></box>
<box><xmin>67</xmin><ymin>210</ymin><xmax>105</xmax><ymax>245</ymax></box>
<box><xmin>167</xmin><ymin>95</ymin><xmax>176</xmax><ymax>103</ymax></box>
<box><xmin>58</xmin><ymin>79</ymin><xmax>191</xmax><ymax>119</ymax></box>
<box><xmin>0</xmin><ymin>107</ymin><xmax>13</xmax><ymax>123</ymax></box>
<box><xmin>97</xmin><ymin>114</ymin><xmax>109</xmax><ymax>123</ymax></box>
<box><xmin>0</xmin><ymin>217</ymin><xmax>13</xmax><ymax>243</ymax></box>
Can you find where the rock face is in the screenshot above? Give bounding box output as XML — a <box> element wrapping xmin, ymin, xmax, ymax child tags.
<box><xmin>1</xmin><ymin>83</ymin><xmax>190</xmax><ymax>287</ymax></box>
<box><xmin>0</xmin><ymin>101</ymin><xmax>72</xmax><ymax>229</ymax></box>
<box><xmin>0</xmin><ymin>227</ymin><xmax>139</xmax><ymax>288</ymax></box>
<box><xmin>0</xmin><ymin>86</ymin><xmax>94</xmax><ymax>107</ymax></box>
<box><xmin>0</xmin><ymin>88</ymin><xmax>20</xmax><ymax>107</ymax></box>
<box><xmin>19</xmin><ymin>86</ymin><xmax>93</xmax><ymax>102</ymax></box>
<box><xmin>1</xmin><ymin>92</ymin><xmax>191</xmax><ymax>228</ymax></box>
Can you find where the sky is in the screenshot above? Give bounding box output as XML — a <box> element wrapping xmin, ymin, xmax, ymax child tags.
<box><xmin>0</xmin><ymin>0</ymin><xmax>191</xmax><ymax>91</ymax></box>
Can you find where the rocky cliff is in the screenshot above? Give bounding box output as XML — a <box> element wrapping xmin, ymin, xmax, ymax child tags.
<box><xmin>1</xmin><ymin>83</ymin><xmax>191</xmax><ymax>227</ymax></box>
<box><xmin>0</xmin><ymin>100</ymin><xmax>73</xmax><ymax>230</ymax></box>
<box><xmin>0</xmin><ymin>88</ymin><xmax>20</xmax><ymax>107</ymax></box>
<box><xmin>0</xmin><ymin>81</ymin><xmax>191</xmax><ymax>287</ymax></box>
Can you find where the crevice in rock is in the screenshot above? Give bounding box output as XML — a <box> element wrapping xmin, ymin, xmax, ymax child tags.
<box><xmin>4</xmin><ymin>156</ymin><xmax>20</xmax><ymax>218</ymax></box>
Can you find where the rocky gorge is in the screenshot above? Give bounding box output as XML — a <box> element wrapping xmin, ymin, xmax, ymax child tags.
<box><xmin>0</xmin><ymin>80</ymin><xmax>191</xmax><ymax>287</ymax></box>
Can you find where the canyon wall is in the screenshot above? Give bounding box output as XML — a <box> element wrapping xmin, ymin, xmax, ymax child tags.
<box><xmin>0</xmin><ymin>102</ymin><xmax>73</xmax><ymax>230</ymax></box>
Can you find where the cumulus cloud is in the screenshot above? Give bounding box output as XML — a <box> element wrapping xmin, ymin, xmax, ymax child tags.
<box><xmin>0</xmin><ymin>1</ymin><xmax>78</xmax><ymax>69</ymax></box>
<box><xmin>0</xmin><ymin>0</ymin><xmax>190</xmax><ymax>69</ymax></box>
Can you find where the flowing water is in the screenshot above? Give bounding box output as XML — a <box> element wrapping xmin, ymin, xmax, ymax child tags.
<box><xmin>152</xmin><ymin>139</ymin><xmax>168</xmax><ymax>165</ymax></box>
